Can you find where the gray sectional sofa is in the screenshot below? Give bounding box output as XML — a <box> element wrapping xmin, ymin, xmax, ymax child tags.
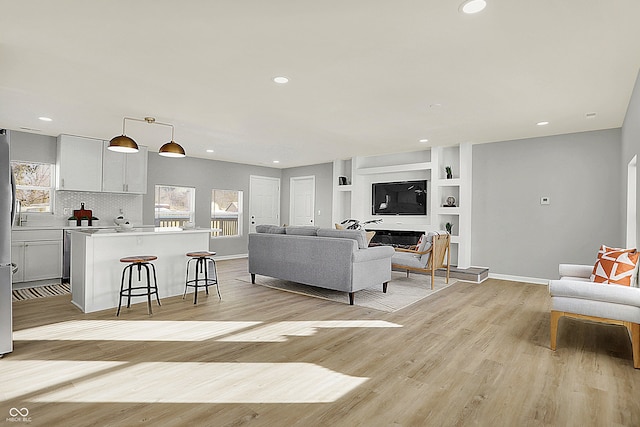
<box><xmin>248</xmin><ymin>225</ymin><xmax>395</xmax><ymax>305</ymax></box>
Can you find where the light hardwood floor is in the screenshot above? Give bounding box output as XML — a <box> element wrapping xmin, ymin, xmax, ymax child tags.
<box><xmin>3</xmin><ymin>258</ymin><xmax>640</xmax><ymax>426</ymax></box>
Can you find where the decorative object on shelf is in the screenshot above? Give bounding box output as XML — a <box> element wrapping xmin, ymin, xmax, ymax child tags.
<box><xmin>67</xmin><ymin>216</ymin><xmax>77</xmax><ymax>227</ymax></box>
<box><xmin>444</xmin><ymin>196</ymin><xmax>456</xmax><ymax>207</ymax></box>
<box><xmin>445</xmin><ymin>166</ymin><xmax>453</xmax><ymax>179</ymax></box>
<box><xmin>338</xmin><ymin>176</ymin><xmax>349</xmax><ymax>185</ymax></box>
<box><xmin>109</xmin><ymin>116</ymin><xmax>186</xmax><ymax>158</ymax></box>
<box><xmin>445</xmin><ymin>222</ymin><xmax>453</xmax><ymax>234</ymax></box>
<box><xmin>91</xmin><ymin>216</ymin><xmax>100</xmax><ymax>226</ymax></box>
<box><xmin>80</xmin><ymin>216</ymin><xmax>90</xmax><ymax>227</ymax></box>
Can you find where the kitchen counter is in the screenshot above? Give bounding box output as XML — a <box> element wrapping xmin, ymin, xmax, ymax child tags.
<box><xmin>70</xmin><ymin>227</ymin><xmax>211</xmax><ymax>313</ymax></box>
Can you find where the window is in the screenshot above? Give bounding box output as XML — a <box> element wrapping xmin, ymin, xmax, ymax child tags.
<box><xmin>211</xmin><ymin>189</ymin><xmax>242</xmax><ymax>237</ymax></box>
<box><xmin>154</xmin><ymin>185</ymin><xmax>195</xmax><ymax>227</ymax></box>
<box><xmin>11</xmin><ymin>161</ymin><xmax>54</xmax><ymax>212</ymax></box>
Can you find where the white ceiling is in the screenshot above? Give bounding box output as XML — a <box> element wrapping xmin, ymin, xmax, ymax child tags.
<box><xmin>1</xmin><ymin>1</ymin><xmax>640</xmax><ymax>168</ymax></box>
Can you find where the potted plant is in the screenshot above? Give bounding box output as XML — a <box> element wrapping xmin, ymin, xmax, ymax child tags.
<box><xmin>90</xmin><ymin>216</ymin><xmax>100</xmax><ymax>226</ymax></box>
<box><xmin>445</xmin><ymin>222</ymin><xmax>453</xmax><ymax>234</ymax></box>
<box><xmin>445</xmin><ymin>166</ymin><xmax>453</xmax><ymax>179</ymax></box>
<box><xmin>67</xmin><ymin>216</ymin><xmax>78</xmax><ymax>227</ymax></box>
<box><xmin>80</xmin><ymin>215</ymin><xmax>90</xmax><ymax>227</ymax></box>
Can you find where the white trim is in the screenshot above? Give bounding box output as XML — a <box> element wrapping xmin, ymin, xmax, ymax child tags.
<box><xmin>488</xmin><ymin>272</ymin><xmax>549</xmax><ymax>285</ymax></box>
<box><xmin>289</xmin><ymin>175</ymin><xmax>315</xmax><ymax>226</ymax></box>
<box><xmin>213</xmin><ymin>253</ymin><xmax>247</xmax><ymax>261</ymax></box>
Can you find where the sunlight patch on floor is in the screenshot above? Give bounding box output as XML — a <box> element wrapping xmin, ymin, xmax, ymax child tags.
<box><xmin>13</xmin><ymin>320</ymin><xmax>261</xmax><ymax>342</ymax></box>
<box><xmin>16</xmin><ymin>362</ymin><xmax>368</xmax><ymax>404</ymax></box>
<box><xmin>220</xmin><ymin>320</ymin><xmax>402</xmax><ymax>342</ymax></box>
<box><xmin>0</xmin><ymin>360</ymin><xmax>125</xmax><ymax>401</ymax></box>
<box><xmin>13</xmin><ymin>320</ymin><xmax>402</xmax><ymax>343</ymax></box>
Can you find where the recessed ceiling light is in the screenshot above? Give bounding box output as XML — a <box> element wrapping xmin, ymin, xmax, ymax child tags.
<box><xmin>273</xmin><ymin>76</ymin><xmax>289</xmax><ymax>84</ymax></box>
<box><xmin>586</xmin><ymin>112</ymin><xmax>597</xmax><ymax>118</ymax></box>
<box><xmin>429</xmin><ymin>103</ymin><xmax>442</xmax><ymax>109</ymax></box>
<box><xmin>273</xmin><ymin>160</ymin><xmax>280</xmax><ymax>164</ymax></box>
<box><xmin>38</xmin><ymin>116</ymin><xmax>52</xmax><ymax>122</ymax></box>
<box><xmin>206</xmin><ymin>149</ymin><xmax>214</xmax><ymax>153</ymax></box>
<box><xmin>419</xmin><ymin>139</ymin><xmax>429</xmax><ymax>143</ymax></box>
<box><xmin>459</xmin><ymin>0</ymin><xmax>487</xmax><ymax>14</ymax></box>
<box><xmin>536</xmin><ymin>121</ymin><xmax>550</xmax><ymax>126</ymax></box>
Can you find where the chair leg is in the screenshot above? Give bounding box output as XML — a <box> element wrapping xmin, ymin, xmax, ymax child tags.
<box><xmin>430</xmin><ymin>267</ymin><xmax>435</xmax><ymax>290</ymax></box>
<box><xmin>550</xmin><ymin>310</ymin><xmax>563</xmax><ymax>351</ymax></box>
<box><xmin>212</xmin><ymin>259</ymin><xmax>221</xmax><ymax>300</ymax></box>
<box><xmin>150</xmin><ymin>263</ymin><xmax>161</xmax><ymax>306</ymax></box>
<box><xmin>383</xmin><ymin>282</ymin><xmax>388</xmax><ymax>293</ymax></box>
<box><xmin>348</xmin><ymin>292</ymin><xmax>354</xmax><ymax>305</ymax></box>
<box><xmin>629</xmin><ymin>322</ymin><xmax>640</xmax><ymax>369</ymax></box>
<box><xmin>116</xmin><ymin>265</ymin><xmax>128</xmax><ymax>316</ymax></box>
<box><xmin>142</xmin><ymin>263</ymin><xmax>152</xmax><ymax>315</ymax></box>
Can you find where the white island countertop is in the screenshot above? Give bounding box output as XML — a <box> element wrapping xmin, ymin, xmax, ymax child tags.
<box><xmin>69</xmin><ymin>226</ymin><xmax>208</xmax><ymax>237</ymax></box>
<box><xmin>70</xmin><ymin>227</ymin><xmax>211</xmax><ymax>313</ymax></box>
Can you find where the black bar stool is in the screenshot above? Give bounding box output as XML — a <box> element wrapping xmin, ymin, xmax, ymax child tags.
<box><xmin>184</xmin><ymin>251</ymin><xmax>221</xmax><ymax>304</ymax></box>
<box><xmin>116</xmin><ymin>255</ymin><xmax>161</xmax><ymax>316</ymax></box>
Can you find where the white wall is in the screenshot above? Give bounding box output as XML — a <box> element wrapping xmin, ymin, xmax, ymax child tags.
<box><xmin>622</xmin><ymin>69</ymin><xmax>640</xmax><ymax>249</ymax></box>
<box><xmin>472</xmin><ymin>128</ymin><xmax>622</xmax><ymax>281</ymax></box>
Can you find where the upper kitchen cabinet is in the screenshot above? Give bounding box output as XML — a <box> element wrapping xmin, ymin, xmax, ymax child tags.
<box><xmin>56</xmin><ymin>134</ymin><xmax>103</xmax><ymax>192</ymax></box>
<box><xmin>101</xmin><ymin>142</ymin><xmax>148</xmax><ymax>194</ymax></box>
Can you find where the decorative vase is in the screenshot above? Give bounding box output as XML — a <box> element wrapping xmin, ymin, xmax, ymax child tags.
<box><xmin>446</xmin><ymin>172</ymin><xmax>453</xmax><ymax>179</ymax></box>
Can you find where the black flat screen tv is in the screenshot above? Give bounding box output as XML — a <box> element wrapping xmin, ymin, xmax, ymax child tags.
<box><xmin>372</xmin><ymin>180</ymin><xmax>427</xmax><ymax>215</ymax></box>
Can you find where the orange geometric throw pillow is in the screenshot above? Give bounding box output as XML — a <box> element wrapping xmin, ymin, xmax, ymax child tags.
<box><xmin>590</xmin><ymin>246</ymin><xmax>639</xmax><ymax>286</ymax></box>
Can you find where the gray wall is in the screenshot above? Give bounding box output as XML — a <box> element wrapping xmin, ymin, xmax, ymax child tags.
<box><xmin>472</xmin><ymin>128</ymin><xmax>622</xmax><ymax>280</ymax></box>
<box><xmin>143</xmin><ymin>153</ymin><xmax>281</xmax><ymax>257</ymax></box>
<box><xmin>622</xmin><ymin>69</ymin><xmax>640</xmax><ymax>248</ymax></box>
<box><xmin>280</xmin><ymin>163</ymin><xmax>333</xmax><ymax>228</ymax></box>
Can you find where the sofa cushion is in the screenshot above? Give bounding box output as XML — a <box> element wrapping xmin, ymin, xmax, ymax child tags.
<box><xmin>285</xmin><ymin>225</ymin><xmax>319</xmax><ymax>236</ymax></box>
<box><xmin>255</xmin><ymin>224</ymin><xmax>286</xmax><ymax>234</ymax></box>
<box><xmin>590</xmin><ymin>245</ymin><xmax>639</xmax><ymax>286</ymax></box>
<box><xmin>317</xmin><ymin>228</ymin><xmax>368</xmax><ymax>249</ymax></box>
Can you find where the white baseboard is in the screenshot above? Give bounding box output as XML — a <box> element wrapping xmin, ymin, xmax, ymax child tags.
<box><xmin>214</xmin><ymin>253</ymin><xmax>248</xmax><ymax>261</ymax></box>
<box><xmin>488</xmin><ymin>273</ymin><xmax>549</xmax><ymax>285</ymax></box>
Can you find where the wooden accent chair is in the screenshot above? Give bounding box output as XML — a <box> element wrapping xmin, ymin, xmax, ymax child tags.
<box><xmin>549</xmin><ymin>263</ymin><xmax>640</xmax><ymax>368</ymax></box>
<box><xmin>391</xmin><ymin>231</ymin><xmax>450</xmax><ymax>289</ymax></box>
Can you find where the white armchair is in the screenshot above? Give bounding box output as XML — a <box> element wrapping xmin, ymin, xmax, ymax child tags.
<box><xmin>548</xmin><ymin>263</ymin><xmax>640</xmax><ymax>368</ymax></box>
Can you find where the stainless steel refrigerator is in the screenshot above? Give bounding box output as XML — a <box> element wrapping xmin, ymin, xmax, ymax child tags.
<box><xmin>1</xmin><ymin>129</ymin><xmax>14</xmax><ymax>356</ymax></box>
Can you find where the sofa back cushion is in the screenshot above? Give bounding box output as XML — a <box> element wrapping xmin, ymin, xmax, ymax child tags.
<box><xmin>285</xmin><ymin>226</ymin><xmax>319</xmax><ymax>236</ymax></box>
<box><xmin>256</xmin><ymin>224</ymin><xmax>286</xmax><ymax>234</ymax></box>
<box><xmin>317</xmin><ymin>228</ymin><xmax>368</xmax><ymax>249</ymax></box>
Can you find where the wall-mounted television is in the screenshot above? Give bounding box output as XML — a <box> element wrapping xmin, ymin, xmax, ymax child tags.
<box><xmin>372</xmin><ymin>180</ymin><xmax>427</xmax><ymax>215</ymax></box>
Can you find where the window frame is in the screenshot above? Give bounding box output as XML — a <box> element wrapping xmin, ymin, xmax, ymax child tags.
<box><xmin>210</xmin><ymin>188</ymin><xmax>243</xmax><ymax>238</ymax></box>
<box><xmin>154</xmin><ymin>184</ymin><xmax>196</xmax><ymax>228</ymax></box>
<box><xmin>10</xmin><ymin>160</ymin><xmax>55</xmax><ymax>214</ymax></box>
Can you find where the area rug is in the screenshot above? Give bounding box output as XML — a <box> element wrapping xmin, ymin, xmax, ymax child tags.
<box><xmin>244</xmin><ymin>272</ymin><xmax>457</xmax><ymax>313</ymax></box>
<box><xmin>12</xmin><ymin>283</ymin><xmax>71</xmax><ymax>301</ymax></box>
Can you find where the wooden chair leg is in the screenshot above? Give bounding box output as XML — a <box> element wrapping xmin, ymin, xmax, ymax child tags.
<box><xmin>630</xmin><ymin>322</ymin><xmax>640</xmax><ymax>369</ymax></box>
<box><xmin>430</xmin><ymin>267</ymin><xmax>435</xmax><ymax>290</ymax></box>
<box><xmin>550</xmin><ymin>310</ymin><xmax>562</xmax><ymax>351</ymax></box>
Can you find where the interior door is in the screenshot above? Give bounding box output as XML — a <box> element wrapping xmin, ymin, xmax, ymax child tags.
<box><xmin>290</xmin><ymin>176</ymin><xmax>315</xmax><ymax>226</ymax></box>
<box><xmin>249</xmin><ymin>175</ymin><xmax>280</xmax><ymax>233</ymax></box>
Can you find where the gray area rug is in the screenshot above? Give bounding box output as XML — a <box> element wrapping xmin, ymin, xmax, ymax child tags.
<box><xmin>245</xmin><ymin>272</ymin><xmax>457</xmax><ymax>312</ymax></box>
<box><xmin>12</xmin><ymin>283</ymin><xmax>71</xmax><ymax>301</ymax></box>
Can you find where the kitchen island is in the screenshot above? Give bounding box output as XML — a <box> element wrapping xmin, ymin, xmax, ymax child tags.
<box><xmin>69</xmin><ymin>227</ymin><xmax>211</xmax><ymax>313</ymax></box>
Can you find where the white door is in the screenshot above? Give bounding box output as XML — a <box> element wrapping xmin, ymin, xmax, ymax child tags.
<box><xmin>249</xmin><ymin>175</ymin><xmax>280</xmax><ymax>233</ymax></box>
<box><xmin>290</xmin><ymin>176</ymin><xmax>315</xmax><ymax>226</ymax></box>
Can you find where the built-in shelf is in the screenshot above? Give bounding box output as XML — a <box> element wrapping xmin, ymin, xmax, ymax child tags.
<box><xmin>437</xmin><ymin>178</ymin><xmax>461</xmax><ymax>186</ymax></box>
<box><xmin>438</xmin><ymin>208</ymin><xmax>461</xmax><ymax>215</ymax></box>
<box><xmin>337</xmin><ymin>185</ymin><xmax>353</xmax><ymax>191</ymax></box>
<box><xmin>357</xmin><ymin>162</ymin><xmax>432</xmax><ymax>175</ymax></box>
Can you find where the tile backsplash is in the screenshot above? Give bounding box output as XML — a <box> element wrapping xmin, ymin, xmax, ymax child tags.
<box><xmin>22</xmin><ymin>191</ymin><xmax>144</xmax><ymax>227</ymax></box>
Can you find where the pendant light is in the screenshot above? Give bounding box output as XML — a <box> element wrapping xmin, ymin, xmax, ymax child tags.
<box><xmin>158</xmin><ymin>121</ymin><xmax>186</xmax><ymax>158</ymax></box>
<box><xmin>109</xmin><ymin>116</ymin><xmax>186</xmax><ymax>157</ymax></box>
<box><xmin>108</xmin><ymin>117</ymin><xmax>139</xmax><ymax>153</ymax></box>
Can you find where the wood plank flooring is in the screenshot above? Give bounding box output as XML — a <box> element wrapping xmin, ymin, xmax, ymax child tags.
<box><xmin>3</xmin><ymin>258</ymin><xmax>640</xmax><ymax>426</ymax></box>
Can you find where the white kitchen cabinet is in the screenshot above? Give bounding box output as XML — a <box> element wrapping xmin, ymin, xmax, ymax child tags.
<box><xmin>12</xmin><ymin>229</ymin><xmax>63</xmax><ymax>283</ymax></box>
<box><xmin>57</xmin><ymin>134</ymin><xmax>103</xmax><ymax>192</ymax></box>
<box><xmin>101</xmin><ymin>142</ymin><xmax>148</xmax><ymax>194</ymax></box>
